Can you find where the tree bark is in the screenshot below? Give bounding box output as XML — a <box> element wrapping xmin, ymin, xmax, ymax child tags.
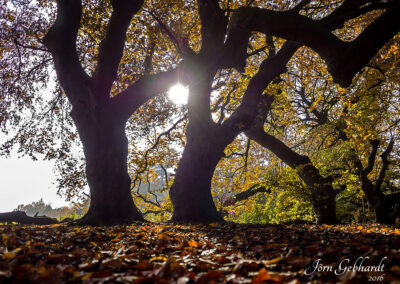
<box><xmin>168</xmin><ymin>34</ymin><xmax>298</xmax><ymax>224</ymax></box>
<box><xmin>299</xmin><ymin>166</ymin><xmax>338</xmax><ymax>224</ymax></box>
<box><xmin>169</xmin><ymin>52</ymin><xmax>231</xmax><ymax>223</ymax></box>
<box><xmin>357</xmin><ymin>169</ymin><xmax>397</xmax><ymax>224</ymax></box>
<box><xmin>374</xmin><ymin>198</ymin><xmax>394</xmax><ymax>224</ymax></box>
<box><xmin>358</xmin><ymin>177</ymin><xmax>395</xmax><ymax>224</ymax></box>
<box><xmin>72</xmin><ymin>109</ymin><xmax>144</xmax><ymax>225</ymax></box>
<box><xmin>169</xmin><ymin>118</ymin><xmax>231</xmax><ymax>223</ymax></box>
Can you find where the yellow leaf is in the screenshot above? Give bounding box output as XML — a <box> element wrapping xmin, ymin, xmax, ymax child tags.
<box><xmin>265</xmin><ymin>257</ymin><xmax>284</xmax><ymax>265</ymax></box>
<box><xmin>1</xmin><ymin>234</ymin><xmax>8</xmax><ymax>244</ymax></box>
<box><xmin>1</xmin><ymin>253</ymin><xmax>16</xmax><ymax>260</ymax></box>
<box><xmin>81</xmin><ymin>273</ymin><xmax>92</xmax><ymax>280</ymax></box>
<box><xmin>111</xmin><ymin>233</ymin><xmax>122</xmax><ymax>242</ymax></box>
<box><xmin>308</xmin><ymin>93</ymin><xmax>323</xmax><ymax>113</ymax></box>
<box><xmin>11</xmin><ymin>248</ymin><xmax>22</xmax><ymax>254</ymax></box>
<box><xmin>150</xmin><ymin>256</ymin><xmax>167</xmax><ymax>262</ymax></box>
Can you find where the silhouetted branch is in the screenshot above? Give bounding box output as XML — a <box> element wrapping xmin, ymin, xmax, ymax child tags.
<box><xmin>93</xmin><ymin>0</ymin><xmax>144</xmax><ymax>99</ymax></box>
<box><xmin>224</xmin><ymin>184</ymin><xmax>271</xmax><ymax>206</ymax></box>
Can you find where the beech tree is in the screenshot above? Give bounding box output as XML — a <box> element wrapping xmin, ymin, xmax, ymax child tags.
<box><xmin>1</xmin><ymin>0</ymin><xmax>185</xmax><ymax>224</ymax></box>
<box><xmin>42</xmin><ymin>0</ymin><xmax>192</xmax><ymax>224</ymax></box>
<box><xmin>168</xmin><ymin>0</ymin><xmax>400</xmax><ymax>223</ymax></box>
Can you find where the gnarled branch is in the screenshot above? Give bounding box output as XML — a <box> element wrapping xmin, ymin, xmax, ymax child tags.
<box><xmin>92</xmin><ymin>0</ymin><xmax>144</xmax><ymax>100</ymax></box>
<box><xmin>198</xmin><ymin>0</ymin><xmax>228</xmax><ymax>55</ymax></box>
<box><xmin>43</xmin><ymin>0</ymin><xmax>90</xmax><ymax>107</ymax></box>
<box><xmin>376</xmin><ymin>139</ymin><xmax>394</xmax><ymax>190</ymax></box>
<box><xmin>224</xmin><ymin>1</ymin><xmax>400</xmax><ymax>87</ymax></box>
<box><xmin>223</xmin><ymin>184</ymin><xmax>271</xmax><ymax>206</ymax></box>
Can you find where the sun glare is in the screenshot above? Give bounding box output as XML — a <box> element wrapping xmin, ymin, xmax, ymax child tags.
<box><xmin>168</xmin><ymin>84</ymin><xmax>189</xmax><ymax>105</ymax></box>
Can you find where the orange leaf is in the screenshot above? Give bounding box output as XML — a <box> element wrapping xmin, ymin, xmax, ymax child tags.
<box><xmin>188</xmin><ymin>240</ymin><xmax>198</xmax><ymax>248</ymax></box>
<box><xmin>252</xmin><ymin>268</ymin><xmax>270</xmax><ymax>283</ymax></box>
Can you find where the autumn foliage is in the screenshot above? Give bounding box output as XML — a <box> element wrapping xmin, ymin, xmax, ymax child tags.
<box><xmin>1</xmin><ymin>223</ymin><xmax>400</xmax><ymax>283</ymax></box>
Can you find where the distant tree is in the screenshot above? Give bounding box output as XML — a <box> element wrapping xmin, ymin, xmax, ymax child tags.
<box><xmin>13</xmin><ymin>198</ymin><xmax>84</xmax><ymax>219</ymax></box>
<box><xmin>14</xmin><ymin>198</ymin><xmax>52</xmax><ymax>217</ymax></box>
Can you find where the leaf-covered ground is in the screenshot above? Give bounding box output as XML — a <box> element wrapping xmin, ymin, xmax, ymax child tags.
<box><xmin>0</xmin><ymin>223</ymin><xmax>399</xmax><ymax>283</ymax></box>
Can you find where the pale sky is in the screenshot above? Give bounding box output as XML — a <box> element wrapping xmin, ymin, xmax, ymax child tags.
<box><xmin>0</xmin><ymin>156</ymin><xmax>69</xmax><ymax>212</ymax></box>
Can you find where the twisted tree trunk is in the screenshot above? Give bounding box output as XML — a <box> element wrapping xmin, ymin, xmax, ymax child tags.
<box><xmin>169</xmin><ymin>128</ymin><xmax>226</xmax><ymax>223</ymax></box>
<box><xmin>353</xmin><ymin>139</ymin><xmax>399</xmax><ymax>224</ymax></box>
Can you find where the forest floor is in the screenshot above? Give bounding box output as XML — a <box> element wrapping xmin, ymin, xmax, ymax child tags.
<box><xmin>0</xmin><ymin>222</ymin><xmax>399</xmax><ymax>283</ymax></box>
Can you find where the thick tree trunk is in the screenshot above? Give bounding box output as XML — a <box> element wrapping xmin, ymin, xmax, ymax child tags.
<box><xmin>73</xmin><ymin>111</ymin><xmax>144</xmax><ymax>225</ymax></box>
<box><xmin>360</xmin><ymin>180</ymin><xmax>395</xmax><ymax>224</ymax></box>
<box><xmin>310</xmin><ymin>186</ymin><xmax>338</xmax><ymax>225</ymax></box>
<box><xmin>169</xmin><ymin>60</ymin><xmax>230</xmax><ymax>224</ymax></box>
<box><xmin>354</xmin><ymin>140</ymin><xmax>398</xmax><ymax>225</ymax></box>
<box><xmin>297</xmin><ymin>165</ymin><xmax>338</xmax><ymax>224</ymax></box>
<box><xmin>365</xmin><ymin>194</ymin><xmax>395</xmax><ymax>224</ymax></box>
<box><xmin>43</xmin><ymin>0</ymin><xmax>178</xmax><ymax>226</ymax></box>
<box><xmin>170</xmin><ymin>124</ymin><xmax>229</xmax><ymax>223</ymax></box>
<box><xmin>374</xmin><ymin>200</ymin><xmax>394</xmax><ymax>224</ymax></box>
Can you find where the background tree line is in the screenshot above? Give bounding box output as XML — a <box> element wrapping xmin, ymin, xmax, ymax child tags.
<box><xmin>13</xmin><ymin>198</ymin><xmax>87</xmax><ymax>220</ymax></box>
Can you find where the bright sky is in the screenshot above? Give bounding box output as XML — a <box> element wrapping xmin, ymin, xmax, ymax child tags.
<box><xmin>0</xmin><ymin>156</ymin><xmax>69</xmax><ymax>212</ymax></box>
